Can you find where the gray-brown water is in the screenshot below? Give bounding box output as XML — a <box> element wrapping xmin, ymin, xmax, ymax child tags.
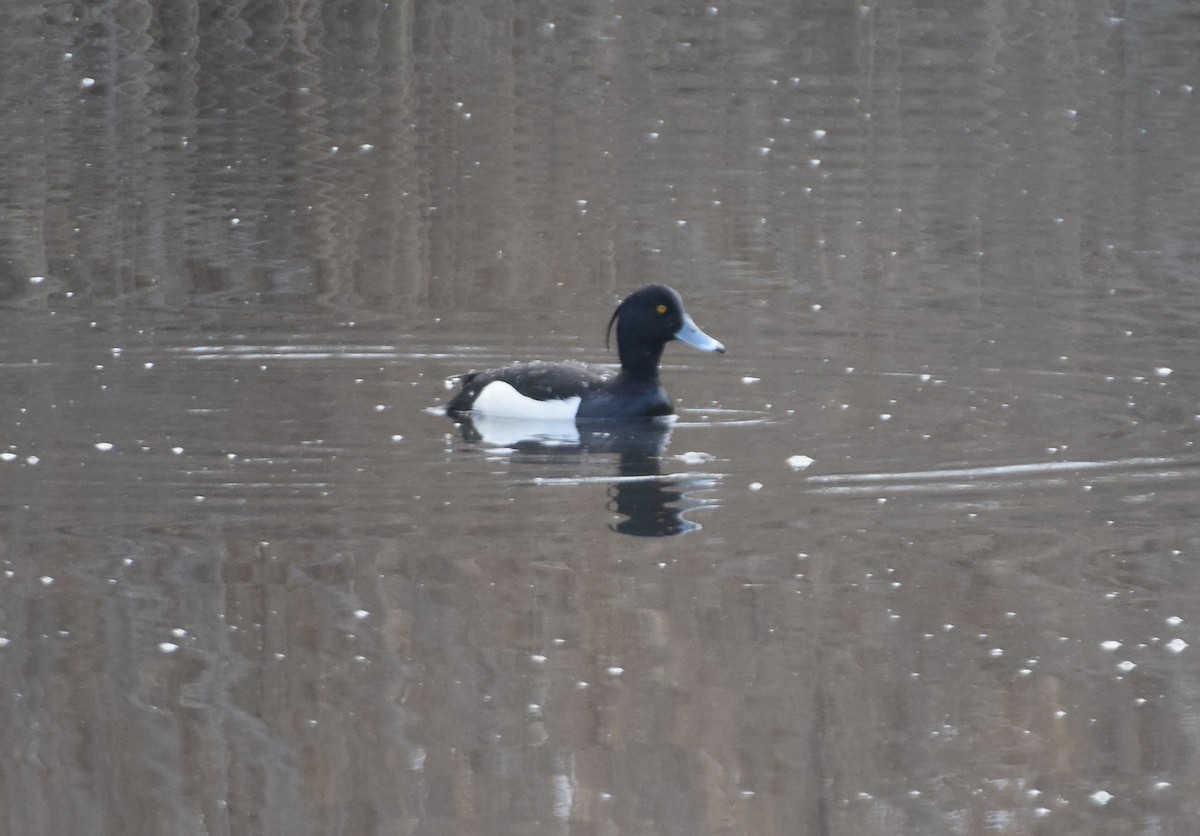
<box><xmin>2</xmin><ymin>2</ymin><xmax>1199</xmax><ymax>834</ymax></box>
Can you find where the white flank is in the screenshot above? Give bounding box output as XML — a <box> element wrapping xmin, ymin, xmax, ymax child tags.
<box><xmin>471</xmin><ymin>381</ymin><xmax>581</xmax><ymax>419</ymax></box>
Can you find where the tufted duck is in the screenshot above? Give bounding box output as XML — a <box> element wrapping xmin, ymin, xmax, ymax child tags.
<box><xmin>446</xmin><ymin>284</ymin><xmax>725</xmax><ymax>421</ymax></box>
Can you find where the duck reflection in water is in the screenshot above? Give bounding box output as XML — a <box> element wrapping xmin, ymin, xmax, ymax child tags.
<box><xmin>450</xmin><ymin>413</ymin><xmax>719</xmax><ymax>537</ymax></box>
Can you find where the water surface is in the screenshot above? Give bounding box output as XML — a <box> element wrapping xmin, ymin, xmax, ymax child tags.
<box><xmin>2</xmin><ymin>1</ymin><xmax>1200</xmax><ymax>834</ymax></box>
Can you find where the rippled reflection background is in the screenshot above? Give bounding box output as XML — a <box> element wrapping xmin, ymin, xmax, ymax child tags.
<box><xmin>11</xmin><ymin>0</ymin><xmax>1197</xmax><ymax>312</ymax></box>
<box><xmin>2</xmin><ymin>1</ymin><xmax>1200</xmax><ymax>834</ymax></box>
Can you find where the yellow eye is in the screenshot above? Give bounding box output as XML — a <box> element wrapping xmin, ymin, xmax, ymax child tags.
<box><xmin>656</xmin><ymin>304</ymin><xmax>668</xmax><ymax>314</ymax></box>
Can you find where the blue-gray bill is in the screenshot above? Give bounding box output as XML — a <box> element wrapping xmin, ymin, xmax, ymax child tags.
<box><xmin>674</xmin><ymin>314</ymin><xmax>726</xmax><ymax>353</ymax></box>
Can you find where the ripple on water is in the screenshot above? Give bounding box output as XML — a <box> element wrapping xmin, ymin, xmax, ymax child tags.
<box><xmin>806</xmin><ymin>455</ymin><xmax>1200</xmax><ymax>497</ymax></box>
<box><xmin>673</xmin><ymin>406</ymin><xmax>778</xmax><ymax>428</ymax></box>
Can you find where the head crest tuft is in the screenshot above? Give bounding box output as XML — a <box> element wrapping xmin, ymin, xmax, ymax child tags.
<box><xmin>605</xmin><ymin>297</ymin><xmax>624</xmax><ymax>350</ymax></box>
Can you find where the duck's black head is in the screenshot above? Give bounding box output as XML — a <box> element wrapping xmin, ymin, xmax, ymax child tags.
<box><xmin>606</xmin><ymin>284</ymin><xmax>725</xmax><ymax>378</ymax></box>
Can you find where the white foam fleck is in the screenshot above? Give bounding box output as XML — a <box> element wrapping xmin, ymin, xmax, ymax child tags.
<box><xmin>787</xmin><ymin>455</ymin><xmax>814</xmax><ymax>470</ymax></box>
<box><xmin>1165</xmin><ymin>638</ymin><xmax>1188</xmax><ymax>654</ymax></box>
<box><xmin>1116</xmin><ymin>660</ymin><xmax>1136</xmax><ymax>672</ymax></box>
<box><xmin>553</xmin><ymin>773</ymin><xmax>573</xmax><ymax>821</ymax></box>
<box><xmin>95</xmin><ymin>442</ymin><xmax>114</xmax><ymax>452</ymax></box>
<box><xmin>1100</xmin><ymin>640</ymin><xmax>1121</xmax><ymax>651</ymax></box>
<box><xmin>677</xmin><ymin>451</ymin><xmax>714</xmax><ymax>464</ymax></box>
<box><xmin>1166</xmin><ymin>615</ymin><xmax>1183</xmax><ymax>626</ymax></box>
<box><xmin>606</xmin><ymin>666</ymin><xmax>624</xmax><ymax>676</ymax></box>
<box><xmin>1089</xmin><ymin>790</ymin><xmax>1113</xmax><ymax>806</ymax></box>
<box><xmin>741</xmin><ymin>376</ymin><xmax>760</xmax><ymax>384</ymax></box>
<box><xmin>1154</xmin><ymin>367</ymin><xmax>1172</xmax><ymax>377</ymax></box>
<box><xmin>159</xmin><ymin>642</ymin><xmax>180</xmax><ymax>654</ymax></box>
